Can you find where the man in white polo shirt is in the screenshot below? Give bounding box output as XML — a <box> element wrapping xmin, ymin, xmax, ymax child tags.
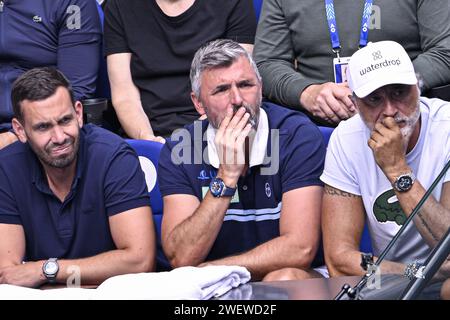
<box><xmin>321</xmin><ymin>41</ymin><xmax>450</xmax><ymax>281</ymax></box>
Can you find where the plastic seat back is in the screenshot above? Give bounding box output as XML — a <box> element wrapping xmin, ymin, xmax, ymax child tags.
<box><xmin>253</xmin><ymin>0</ymin><xmax>263</xmax><ymax>20</ymax></box>
<box><xmin>126</xmin><ymin>139</ymin><xmax>171</xmax><ymax>271</ymax></box>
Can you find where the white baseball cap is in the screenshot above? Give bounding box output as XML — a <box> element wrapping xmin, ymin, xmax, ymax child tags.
<box><xmin>347</xmin><ymin>41</ymin><xmax>417</xmax><ymax>98</ymax></box>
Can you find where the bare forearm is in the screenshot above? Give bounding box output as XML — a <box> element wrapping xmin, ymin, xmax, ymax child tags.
<box><xmin>206</xmin><ymin>235</ymin><xmax>316</xmax><ymax>281</ymax></box>
<box><xmin>1</xmin><ymin>248</ymin><xmax>152</xmax><ymax>288</ymax></box>
<box><xmin>164</xmin><ymin>193</ymin><xmax>231</xmax><ymax>267</ymax></box>
<box><xmin>327</xmin><ymin>249</ymin><xmax>404</xmax><ymax>277</ymax></box>
<box><xmin>396</xmin><ymin>181</ymin><xmax>450</xmax><ymax>247</ymax></box>
<box><xmin>112</xmin><ymin>98</ymin><xmax>154</xmax><ymax>139</ymax></box>
<box><xmin>327</xmin><ymin>249</ymin><xmax>367</xmax><ymax>277</ymax></box>
<box><xmin>108</xmin><ymin>53</ymin><xmax>155</xmax><ymax>139</ymax></box>
<box><xmin>55</xmin><ymin>248</ymin><xmax>153</xmax><ymax>286</ymax></box>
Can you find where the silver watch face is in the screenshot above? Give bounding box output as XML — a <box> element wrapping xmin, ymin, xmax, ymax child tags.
<box><xmin>44</xmin><ymin>261</ymin><xmax>58</xmax><ymax>275</ymax></box>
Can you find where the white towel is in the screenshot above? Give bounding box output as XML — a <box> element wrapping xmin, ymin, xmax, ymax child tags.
<box><xmin>0</xmin><ymin>265</ymin><xmax>250</xmax><ymax>300</ymax></box>
<box><xmin>97</xmin><ymin>265</ymin><xmax>251</xmax><ymax>300</ymax></box>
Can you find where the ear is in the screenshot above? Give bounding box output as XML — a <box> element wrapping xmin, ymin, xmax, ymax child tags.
<box><xmin>191</xmin><ymin>92</ymin><xmax>206</xmax><ymax>116</ymax></box>
<box><xmin>12</xmin><ymin>118</ymin><xmax>27</xmax><ymax>143</ymax></box>
<box><xmin>74</xmin><ymin>101</ymin><xmax>83</xmax><ymax>128</ymax></box>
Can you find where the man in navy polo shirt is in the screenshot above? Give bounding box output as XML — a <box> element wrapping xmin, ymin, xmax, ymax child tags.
<box><xmin>0</xmin><ymin>68</ymin><xmax>155</xmax><ymax>288</ymax></box>
<box><xmin>159</xmin><ymin>39</ymin><xmax>327</xmax><ymax>281</ymax></box>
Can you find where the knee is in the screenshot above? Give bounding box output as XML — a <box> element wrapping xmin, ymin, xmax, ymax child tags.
<box><xmin>263</xmin><ymin>268</ymin><xmax>313</xmax><ymax>282</ymax></box>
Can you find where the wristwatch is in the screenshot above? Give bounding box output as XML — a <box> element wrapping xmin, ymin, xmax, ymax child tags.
<box><xmin>209</xmin><ymin>177</ymin><xmax>236</xmax><ymax>198</ymax></box>
<box><xmin>42</xmin><ymin>258</ymin><xmax>59</xmax><ymax>283</ymax></box>
<box><xmin>393</xmin><ymin>172</ymin><xmax>416</xmax><ymax>192</ymax></box>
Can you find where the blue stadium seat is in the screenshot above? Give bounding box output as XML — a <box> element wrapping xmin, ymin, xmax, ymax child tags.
<box><xmin>318</xmin><ymin>126</ymin><xmax>373</xmax><ymax>253</ymax></box>
<box><xmin>126</xmin><ymin>139</ymin><xmax>171</xmax><ymax>271</ymax></box>
<box><xmin>318</xmin><ymin>126</ymin><xmax>334</xmax><ymax>145</ymax></box>
<box><xmin>95</xmin><ymin>2</ymin><xmax>111</xmax><ymax>100</ymax></box>
<box><xmin>253</xmin><ymin>0</ymin><xmax>263</xmax><ymax>21</ymax></box>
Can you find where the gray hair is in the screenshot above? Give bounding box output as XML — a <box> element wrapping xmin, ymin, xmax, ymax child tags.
<box><xmin>190</xmin><ymin>39</ymin><xmax>261</xmax><ymax>98</ymax></box>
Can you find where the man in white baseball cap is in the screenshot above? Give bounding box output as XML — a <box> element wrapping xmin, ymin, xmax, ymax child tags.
<box><xmin>320</xmin><ymin>40</ymin><xmax>450</xmax><ymax>297</ymax></box>
<box><xmin>347</xmin><ymin>41</ymin><xmax>418</xmax><ymax>98</ymax></box>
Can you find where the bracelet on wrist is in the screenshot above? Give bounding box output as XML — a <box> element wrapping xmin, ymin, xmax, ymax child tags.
<box><xmin>404</xmin><ymin>260</ymin><xmax>425</xmax><ymax>280</ymax></box>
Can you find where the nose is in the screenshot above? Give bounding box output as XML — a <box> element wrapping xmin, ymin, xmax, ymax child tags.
<box><xmin>51</xmin><ymin>125</ymin><xmax>66</xmax><ymax>144</ymax></box>
<box><xmin>382</xmin><ymin>99</ymin><xmax>398</xmax><ymax>117</ymax></box>
<box><xmin>230</xmin><ymin>84</ymin><xmax>243</xmax><ymax>106</ymax></box>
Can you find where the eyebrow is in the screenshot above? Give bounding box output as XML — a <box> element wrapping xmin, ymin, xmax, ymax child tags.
<box><xmin>31</xmin><ymin>113</ymin><xmax>74</xmax><ymax>130</ymax></box>
<box><xmin>238</xmin><ymin>79</ymin><xmax>255</xmax><ymax>86</ymax></box>
<box><xmin>32</xmin><ymin>121</ymin><xmax>51</xmax><ymax>131</ymax></box>
<box><xmin>211</xmin><ymin>84</ymin><xmax>230</xmax><ymax>95</ymax></box>
<box><xmin>211</xmin><ymin>79</ymin><xmax>256</xmax><ymax>95</ymax></box>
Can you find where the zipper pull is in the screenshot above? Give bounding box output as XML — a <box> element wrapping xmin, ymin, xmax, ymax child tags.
<box><xmin>0</xmin><ymin>1</ymin><xmax>4</xmax><ymax>13</ymax></box>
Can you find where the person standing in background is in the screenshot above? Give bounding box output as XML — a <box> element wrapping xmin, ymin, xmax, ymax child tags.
<box><xmin>254</xmin><ymin>0</ymin><xmax>450</xmax><ymax>126</ymax></box>
<box><xmin>104</xmin><ymin>0</ymin><xmax>256</xmax><ymax>142</ymax></box>
<box><xmin>0</xmin><ymin>0</ymin><xmax>102</xmax><ymax>149</ymax></box>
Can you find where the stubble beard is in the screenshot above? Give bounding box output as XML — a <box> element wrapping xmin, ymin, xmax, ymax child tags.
<box><xmin>29</xmin><ymin>135</ymin><xmax>79</xmax><ymax>169</ymax></box>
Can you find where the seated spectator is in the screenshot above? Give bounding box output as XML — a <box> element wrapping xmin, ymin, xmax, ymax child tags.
<box><xmin>0</xmin><ymin>68</ymin><xmax>155</xmax><ymax>287</ymax></box>
<box><xmin>104</xmin><ymin>0</ymin><xmax>256</xmax><ymax>142</ymax></box>
<box><xmin>254</xmin><ymin>0</ymin><xmax>450</xmax><ymax>126</ymax></box>
<box><xmin>159</xmin><ymin>39</ymin><xmax>326</xmax><ymax>281</ymax></box>
<box><xmin>321</xmin><ymin>41</ymin><xmax>450</xmax><ymax>278</ymax></box>
<box><xmin>0</xmin><ymin>0</ymin><xmax>102</xmax><ymax>149</ymax></box>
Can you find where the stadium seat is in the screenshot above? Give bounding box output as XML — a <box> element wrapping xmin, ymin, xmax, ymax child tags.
<box><xmin>318</xmin><ymin>126</ymin><xmax>334</xmax><ymax>145</ymax></box>
<box><xmin>126</xmin><ymin>139</ymin><xmax>171</xmax><ymax>271</ymax></box>
<box><xmin>253</xmin><ymin>0</ymin><xmax>263</xmax><ymax>21</ymax></box>
<box><xmin>95</xmin><ymin>2</ymin><xmax>122</xmax><ymax>133</ymax></box>
<box><xmin>95</xmin><ymin>2</ymin><xmax>111</xmax><ymax>100</ymax></box>
<box><xmin>318</xmin><ymin>126</ymin><xmax>373</xmax><ymax>253</ymax></box>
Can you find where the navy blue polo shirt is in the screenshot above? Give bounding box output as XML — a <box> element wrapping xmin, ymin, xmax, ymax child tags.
<box><xmin>158</xmin><ymin>102</ymin><xmax>326</xmax><ymax>267</ymax></box>
<box><xmin>0</xmin><ymin>125</ymin><xmax>149</xmax><ymax>261</ymax></box>
<box><xmin>0</xmin><ymin>0</ymin><xmax>101</xmax><ymax>131</ymax></box>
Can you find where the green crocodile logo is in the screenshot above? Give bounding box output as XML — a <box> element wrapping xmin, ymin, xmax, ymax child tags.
<box><xmin>373</xmin><ymin>189</ymin><xmax>407</xmax><ymax>226</ymax></box>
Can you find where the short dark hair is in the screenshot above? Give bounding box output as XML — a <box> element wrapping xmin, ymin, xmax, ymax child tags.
<box><xmin>11</xmin><ymin>67</ymin><xmax>75</xmax><ymax>120</ymax></box>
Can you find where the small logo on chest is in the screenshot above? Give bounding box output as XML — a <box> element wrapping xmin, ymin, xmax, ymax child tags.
<box><xmin>265</xmin><ymin>183</ymin><xmax>272</xmax><ymax>198</ymax></box>
<box><xmin>33</xmin><ymin>15</ymin><xmax>42</xmax><ymax>23</ymax></box>
<box><xmin>197</xmin><ymin>170</ymin><xmax>209</xmax><ymax>180</ymax></box>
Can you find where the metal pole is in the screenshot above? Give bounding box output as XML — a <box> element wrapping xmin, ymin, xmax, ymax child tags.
<box><xmin>335</xmin><ymin>158</ymin><xmax>450</xmax><ymax>300</ymax></box>
<box><xmin>400</xmin><ymin>227</ymin><xmax>450</xmax><ymax>300</ymax></box>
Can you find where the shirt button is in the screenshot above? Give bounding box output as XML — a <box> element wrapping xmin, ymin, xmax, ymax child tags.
<box><xmin>242</xmin><ymin>185</ymin><xmax>248</xmax><ymax>191</ymax></box>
